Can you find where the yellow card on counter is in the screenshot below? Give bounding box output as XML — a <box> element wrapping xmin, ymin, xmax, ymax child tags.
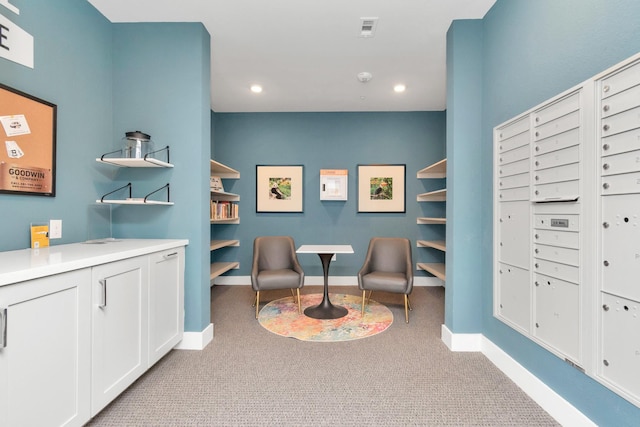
<box><xmin>30</xmin><ymin>224</ymin><xmax>49</xmax><ymax>248</ymax></box>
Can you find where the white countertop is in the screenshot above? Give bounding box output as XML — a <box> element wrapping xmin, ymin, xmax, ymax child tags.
<box><xmin>296</xmin><ymin>245</ymin><xmax>354</xmax><ymax>254</ymax></box>
<box><xmin>0</xmin><ymin>239</ymin><xmax>189</xmax><ymax>287</ymax></box>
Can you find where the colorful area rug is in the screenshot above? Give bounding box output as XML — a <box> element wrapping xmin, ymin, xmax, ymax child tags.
<box><xmin>258</xmin><ymin>293</ymin><xmax>393</xmax><ymax>342</ymax></box>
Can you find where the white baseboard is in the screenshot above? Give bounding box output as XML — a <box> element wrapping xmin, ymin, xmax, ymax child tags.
<box><xmin>441</xmin><ymin>324</ymin><xmax>482</xmax><ymax>351</ymax></box>
<box><xmin>213</xmin><ymin>275</ymin><xmax>442</xmax><ymax>287</ymax></box>
<box><xmin>442</xmin><ymin>325</ymin><xmax>595</xmax><ymax>427</ymax></box>
<box><xmin>174</xmin><ymin>323</ymin><xmax>214</xmax><ymax>350</ymax></box>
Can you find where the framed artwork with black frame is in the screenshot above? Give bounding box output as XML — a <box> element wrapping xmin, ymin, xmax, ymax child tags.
<box><xmin>0</xmin><ymin>83</ymin><xmax>57</xmax><ymax>196</ymax></box>
<box><xmin>357</xmin><ymin>164</ymin><xmax>406</xmax><ymax>213</ymax></box>
<box><xmin>256</xmin><ymin>165</ymin><xmax>304</xmax><ymax>212</ymax></box>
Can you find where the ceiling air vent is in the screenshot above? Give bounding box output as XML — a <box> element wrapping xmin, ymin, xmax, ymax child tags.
<box><xmin>359</xmin><ymin>17</ymin><xmax>378</xmax><ymax>38</ymax></box>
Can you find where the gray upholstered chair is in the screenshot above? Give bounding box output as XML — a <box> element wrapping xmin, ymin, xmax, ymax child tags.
<box><xmin>251</xmin><ymin>236</ymin><xmax>305</xmax><ymax>318</ymax></box>
<box><xmin>357</xmin><ymin>237</ymin><xmax>414</xmax><ymax>323</ymax></box>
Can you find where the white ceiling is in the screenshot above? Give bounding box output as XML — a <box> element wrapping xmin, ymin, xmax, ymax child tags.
<box><xmin>88</xmin><ymin>0</ymin><xmax>496</xmax><ymax>113</ymax></box>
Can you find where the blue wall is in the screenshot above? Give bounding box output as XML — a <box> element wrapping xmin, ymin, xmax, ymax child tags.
<box><xmin>0</xmin><ymin>4</ymin><xmax>212</xmax><ymax>334</ymax></box>
<box><xmin>110</xmin><ymin>23</ymin><xmax>212</xmax><ymax>333</ymax></box>
<box><xmin>445</xmin><ymin>20</ymin><xmax>484</xmax><ymax>332</ymax></box>
<box><xmin>212</xmin><ymin>112</ymin><xmax>446</xmax><ymax>277</ymax></box>
<box><xmin>446</xmin><ymin>0</ymin><xmax>640</xmax><ymax>424</ymax></box>
<box><xmin>0</xmin><ymin>0</ymin><xmax>112</xmax><ymax>250</ymax></box>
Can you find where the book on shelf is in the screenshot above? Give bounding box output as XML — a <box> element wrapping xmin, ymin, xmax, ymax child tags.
<box><xmin>210</xmin><ymin>176</ymin><xmax>224</xmax><ymax>192</ymax></box>
<box><xmin>210</xmin><ymin>200</ymin><xmax>238</xmax><ymax>220</ymax></box>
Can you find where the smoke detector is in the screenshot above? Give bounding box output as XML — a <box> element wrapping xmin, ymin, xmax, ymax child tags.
<box><xmin>357</xmin><ymin>72</ymin><xmax>373</xmax><ymax>83</ymax></box>
<box><xmin>359</xmin><ymin>17</ymin><xmax>379</xmax><ymax>37</ymax></box>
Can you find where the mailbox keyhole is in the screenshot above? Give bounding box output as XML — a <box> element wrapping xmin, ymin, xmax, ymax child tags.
<box><xmin>624</xmin><ymin>305</ymin><xmax>629</xmax><ymax>311</ymax></box>
<box><xmin>624</xmin><ymin>217</ymin><xmax>630</xmax><ymax>223</ymax></box>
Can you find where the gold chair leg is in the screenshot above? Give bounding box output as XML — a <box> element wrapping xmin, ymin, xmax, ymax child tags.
<box><xmin>255</xmin><ymin>291</ymin><xmax>260</xmax><ymax>319</ymax></box>
<box><xmin>361</xmin><ymin>290</ymin><xmax>366</xmax><ymax>317</ymax></box>
<box><xmin>366</xmin><ymin>290</ymin><xmax>373</xmax><ymax>305</ymax></box>
<box><xmin>407</xmin><ymin>294</ymin><xmax>413</xmax><ymax>311</ymax></box>
<box><xmin>296</xmin><ymin>288</ymin><xmax>301</xmax><ymax>314</ymax></box>
<box><xmin>404</xmin><ymin>294</ymin><xmax>409</xmax><ymax>323</ymax></box>
<box><xmin>290</xmin><ymin>288</ymin><xmax>296</xmax><ymax>302</ymax></box>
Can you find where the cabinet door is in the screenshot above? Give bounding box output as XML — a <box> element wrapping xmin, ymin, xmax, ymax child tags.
<box><xmin>0</xmin><ymin>270</ymin><xmax>91</xmax><ymax>427</ymax></box>
<box><xmin>148</xmin><ymin>247</ymin><xmax>185</xmax><ymax>366</ymax></box>
<box><xmin>91</xmin><ymin>256</ymin><xmax>149</xmax><ymax>416</ymax></box>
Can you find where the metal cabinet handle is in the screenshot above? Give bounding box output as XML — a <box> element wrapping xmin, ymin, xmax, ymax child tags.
<box><xmin>160</xmin><ymin>252</ymin><xmax>178</xmax><ymax>262</ymax></box>
<box><xmin>0</xmin><ymin>307</ymin><xmax>6</xmax><ymax>349</ymax></box>
<box><xmin>99</xmin><ymin>279</ymin><xmax>107</xmax><ymax>308</ymax></box>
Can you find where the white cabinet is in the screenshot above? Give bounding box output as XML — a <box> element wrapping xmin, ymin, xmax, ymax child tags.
<box><xmin>0</xmin><ymin>269</ymin><xmax>91</xmax><ymax>427</ymax></box>
<box><xmin>0</xmin><ymin>239</ymin><xmax>187</xmax><ymax>425</ymax></box>
<box><xmin>416</xmin><ymin>159</ymin><xmax>447</xmax><ymax>282</ymax></box>
<box><xmin>91</xmin><ymin>256</ymin><xmax>149</xmax><ymax>416</ymax></box>
<box><xmin>210</xmin><ymin>159</ymin><xmax>240</xmax><ymax>283</ymax></box>
<box><xmin>149</xmin><ymin>247</ymin><xmax>185</xmax><ymax>366</ymax></box>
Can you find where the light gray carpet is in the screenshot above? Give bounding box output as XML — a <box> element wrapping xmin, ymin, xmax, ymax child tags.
<box><xmin>87</xmin><ymin>285</ymin><xmax>559</xmax><ymax>426</ymax></box>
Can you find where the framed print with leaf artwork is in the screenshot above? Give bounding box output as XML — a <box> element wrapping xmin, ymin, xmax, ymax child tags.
<box><xmin>357</xmin><ymin>164</ymin><xmax>405</xmax><ymax>213</ymax></box>
<box><xmin>0</xmin><ymin>83</ymin><xmax>57</xmax><ymax>196</ymax></box>
<box><xmin>256</xmin><ymin>165</ymin><xmax>304</xmax><ymax>212</ymax></box>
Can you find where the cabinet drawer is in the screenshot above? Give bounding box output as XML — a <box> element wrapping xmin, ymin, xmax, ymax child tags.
<box><xmin>534</xmin><ymin>214</ymin><xmax>579</xmax><ymax>232</ymax></box>
<box><xmin>534</xmin><ymin>128</ymin><xmax>580</xmax><ymax>156</ymax></box>
<box><xmin>533</xmin><ymin>258</ymin><xmax>579</xmax><ymax>284</ymax></box>
<box><xmin>499</xmin><ymin>145</ymin><xmax>529</xmax><ymax>165</ymax></box>
<box><xmin>534</xmin><ymin>110</ymin><xmax>580</xmax><ymax>141</ymax></box>
<box><xmin>534</xmin><ymin>162</ymin><xmax>579</xmax><ymax>185</ymax></box>
<box><xmin>601</xmin><ymin>60</ymin><xmax>640</xmax><ymax>99</ymax></box>
<box><xmin>534</xmin><ymin>228</ymin><xmax>579</xmax><ymax>249</ymax></box>
<box><xmin>601</xmin><ymin>171</ymin><xmax>640</xmax><ymax>196</ymax></box>
<box><xmin>499</xmin><ymin>186</ymin><xmax>529</xmax><ymax>202</ymax></box>
<box><xmin>498</xmin><ymin>158</ymin><xmax>529</xmax><ymax>177</ymax></box>
<box><xmin>533</xmin><ymin>91</ymin><xmax>580</xmax><ymax>127</ymax></box>
<box><xmin>600</xmin><ymin>292</ymin><xmax>640</xmax><ymax>399</ymax></box>
<box><xmin>497</xmin><ymin>116</ymin><xmax>529</xmax><ymax>141</ymax></box>
<box><xmin>602</xmin><ymin>84</ymin><xmax>640</xmax><ymax>118</ymax></box>
<box><xmin>533</xmin><ymin>179</ymin><xmax>579</xmax><ymax>201</ymax></box>
<box><xmin>497</xmin><ymin>263</ymin><xmax>530</xmax><ymax>332</ymax></box>
<box><xmin>602</xmin><ymin>128</ymin><xmax>640</xmax><ymax>157</ymax></box>
<box><xmin>601</xmin><ymin>105</ymin><xmax>640</xmax><ymax>138</ymax></box>
<box><xmin>499</xmin><ymin>130</ymin><xmax>529</xmax><ymax>153</ymax></box>
<box><xmin>499</xmin><ymin>172</ymin><xmax>529</xmax><ymax>190</ymax></box>
<box><xmin>533</xmin><ymin>273</ymin><xmax>580</xmax><ymax>361</ymax></box>
<box><xmin>534</xmin><ymin>145</ymin><xmax>580</xmax><ymax>170</ymax></box>
<box><xmin>534</xmin><ymin>244</ymin><xmax>579</xmax><ymax>266</ymax></box>
<box><xmin>601</xmin><ymin>150</ymin><xmax>640</xmax><ymax>176</ymax></box>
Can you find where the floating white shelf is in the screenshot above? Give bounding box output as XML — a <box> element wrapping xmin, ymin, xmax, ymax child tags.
<box><xmin>417</xmin><ymin>189</ymin><xmax>447</xmax><ymax>202</ymax></box>
<box><xmin>211</xmin><ymin>190</ymin><xmax>240</xmax><ymax>201</ymax></box>
<box><xmin>96</xmin><ymin>158</ymin><xmax>173</xmax><ymax>168</ymax></box>
<box><xmin>417</xmin><ymin>158</ymin><xmax>447</xmax><ymax>179</ymax></box>
<box><xmin>210</xmin><ymin>239</ymin><xmax>240</xmax><ymax>251</ymax></box>
<box><xmin>417</xmin><ymin>240</ymin><xmax>446</xmax><ymax>252</ymax></box>
<box><xmin>417</xmin><ymin>217</ymin><xmax>446</xmax><ymax>225</ymax></box>
<box><xmin>96</xmin><ymin>199</ymin><xmax>174</xmax><ymax>206</ymax></box>
<box><xmin>210</xmin><ymin>261</ymin><xmax>239</xmax><ymax>280</ymax></box>
<box><xmin>417</xmin><ymin>262</ymin><xmax>446</xmax><ymax>280</ymax></box>
<box><xmin>210</xmin><ymin>159</ymin><xmax>240</xmax><ymax>179</ymax></box>
<box><xmin>210</xmin><ymin>218</ymin><xmax>240</xmax><ymax>224</ymax></box>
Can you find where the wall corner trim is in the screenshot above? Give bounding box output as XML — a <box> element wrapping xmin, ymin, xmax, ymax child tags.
<box><xmin>174</xmin><ymin>323</ymin><xmax>214</xmax><ymax>350</ymax></box>
<box><xmin>442</xmin><ymin>326</ymin><xmax>596</xmax><ymax>427</ymax></box>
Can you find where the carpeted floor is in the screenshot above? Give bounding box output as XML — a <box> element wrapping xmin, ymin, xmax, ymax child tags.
<box><xmin>87</xmin><ymin>285</ymin><xmax>560</xmax><ymax>426</ymax></box>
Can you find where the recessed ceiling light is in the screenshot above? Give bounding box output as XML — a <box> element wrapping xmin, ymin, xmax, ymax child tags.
<box><xmin>394</xmin><ymin>84</ymin><xmax>406</xmax><ymax>93</ymax></box>
<box><xmin>250</xmin><ymin>85</ymin><xmax>263</xmax><ymax>93</ymax></box>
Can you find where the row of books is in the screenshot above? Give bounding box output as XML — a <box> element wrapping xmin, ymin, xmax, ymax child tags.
<box><xmin>211</xmin><ymin>200</ymin><xmax>238</xmax><ymax>220</ymax></box>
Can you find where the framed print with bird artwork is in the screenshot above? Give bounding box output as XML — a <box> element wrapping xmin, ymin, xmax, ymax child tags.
<box><xmin>256</xmin><ymin>165</ymin><xmax>304</xmax><ymax>212</ymax></box>
<box><xmin>357</xmin><ymin>164</ymin><xmax>405</xmax><ymax>213</ymax></box>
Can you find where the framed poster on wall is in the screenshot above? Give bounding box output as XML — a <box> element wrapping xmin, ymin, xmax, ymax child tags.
<box><xmin>256</xmin><ymin>165</ymin><xmax>304</xmax><ymax>212</ymax></box>
<box><xmin>357</xmin><ymin>164</ymin><xmax>406</xmax><ymax>213</ymax></box>
<box><xmin>0</xmin><ymin>83</ymin><xmax>57</xmax><ymax>196</ymax></box>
